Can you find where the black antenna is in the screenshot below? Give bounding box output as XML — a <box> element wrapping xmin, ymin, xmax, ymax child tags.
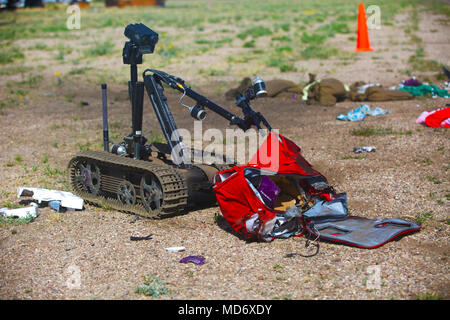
<box><xmin>101</xmin><ymin>83</ymin><xmax>109</xmax><ymax>152</ymax></box>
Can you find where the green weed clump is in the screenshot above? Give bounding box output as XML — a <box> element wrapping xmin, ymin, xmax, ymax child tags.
<box><xmin>34</xmin><ymin>43</ymin><xmax>49</xmax><ymax>50</ymax></box>
<box><xmin>279</xmin><ymin>63</ymin><xmax>296</xmax><ymax>72</ymax></box>
<box><xmin>243</xmin><ymin>40</ymin><xmax>256</xmax><ymax>48</ymax></box>
<box><xmin>272</xmin><ymin>35</ymin><xmax>292</xmax><ymax>42</ymax></box>
<box><xmin>0</xmin><ymin>65</ymin><xmax>32</xmax><ymax>76</ymax></box>
<box><xmin>135</xmin><ymin>274</ymin><xmax>168</xmax><ymax>298</ymax></box>
<box><xmin>300</xmin><ymin>32</ymin><xmax>327</xmax><ymax>44</ymax></box>
<box><xmin>280</xmin><ymin>23</ymin><xmax>291</xmax><ymax>32</ymax></box>
<box><xmin>415</xmin><ymin>291</ymin><xmax>443</xmax><ymax>300</ymax></box>
<box><xmin>415</xmin><ymin>211</ymin><xmax>433</xmax><ymax>225</ymax></box>
<box><xmin>0</xmin><ymin>214</ymin><xmax>35</xmax><ymax>227</ymax></box>
<box><xmin>84</xmin><ymin>40</ymin><xmax>114</xmax><ymax>57</ymax></box>
<box><xmin>266</xmin><ymin>53</ymin><xmax>297</xmax><ymax>73</ymax></box>
<box><xmin>275</xmin><ymin>45</ymin><xmax>293</xmax><ymax>53</ymax></box>
<box><xmin>238</xmin><ymin>26</ymin><xmax>272</xmax><ymax>40</ymax></box>
<box><xmin>195</xmin><ymin>39</ymin><xmax>213</xmax><ymax>45</ymax></box>
<box><xmin>0</xmin><ymin>46</ymin><xmax>24</xmax><ymax>65</ymax></box>
<box><xmin>409</xmin><ymin>55</ymin><xmax>441</xmax><ymax>72</ymax></box>
<box><xmin>158</xmin><ymin>43</ymin><xmax>180</xmax><ymax>59</ymax></box>
<box><xmin>317</xmin><ymin>22</ymin><xmax>351</xmax><ymax>37</ymax></box>
<box><xmin>301</xmin><ymin>44</ymin><xmax>339</xmax><ymax>60</ymax></box>
<box><xmin>199</xmin><ymin>67</ymin><xmax>227</xmax><ymax>76</ymax></box>
<box><xmin>350</xmin><ymin>127</ymin><xmax>412</xmax><ymax>137</ymax></box>
<box><xmin>67</xmin><ymin>67</ymin><xmax>93</xmax><ymax>75</ymax></box>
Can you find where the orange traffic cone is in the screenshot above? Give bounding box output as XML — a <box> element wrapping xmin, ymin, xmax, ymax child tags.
<box><xmin>355</xmin><ymin>2</ymin><xmax>374</xmax><ymax>51</ymax></box>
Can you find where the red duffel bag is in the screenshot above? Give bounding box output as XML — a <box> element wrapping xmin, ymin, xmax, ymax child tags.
<box><xmin>213</xmin><ymin>132</ymin><xmax>336</xmax><ymax>241</ymax></box>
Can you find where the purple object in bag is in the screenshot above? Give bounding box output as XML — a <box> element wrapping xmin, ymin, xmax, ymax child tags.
<box><xmin>257</xmin><ymin>176</ymin><xmax>281</xmax><ymax>208</ymax></box>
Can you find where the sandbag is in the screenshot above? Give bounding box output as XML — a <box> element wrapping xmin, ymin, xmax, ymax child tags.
<box><xmin>365</xmin><ymin>86</ymin><xmax>413</xmax><ymax>101</ymax></box>
<box><xmin>349</xmin><ymin>85</ymin><xmax>413</xmax><ymax>102</ymax></box>
<box><xmin>273</xmin><ymin>91</ymin><xmax>296</xmax><ymax>99</ymax></box>
<box><xmin>225</xmin><ymin>77</ymin><xmax>252</xmax><ymax>100</ymax></box>
<box><xmin>266</xmin><ymin>79</ymin><xmax>298</xmax><ymax>97</ymax></box>
<box><xmin>225</xmin><ymin>75</ymin><xmax>414</xmax><ymax>105</ymax></box>
<box><xmin>225</xmin><ymin>78</ymin><xmax>302</xmax><ymax>100</ymax></box>
<box><xmin>306</xmin><ymin>74</ymin><xmax>348</xmax><ymax>106</ymax></box>
<box><xmin>317</xmin><ymin>78</ymin><xmax>348</xmax><ymax>106</ymax></box>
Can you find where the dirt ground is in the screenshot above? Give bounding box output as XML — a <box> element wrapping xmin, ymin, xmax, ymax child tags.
<box><xmin>0</xmin><ymin>6</ymin><xmax>449</xmax><ymax>300</ymax></box>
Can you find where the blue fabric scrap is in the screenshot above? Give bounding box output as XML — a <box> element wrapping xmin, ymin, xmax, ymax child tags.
<box><xmin>337</xmin><ymin>104</ymin><xmax>389</xmax><ymax>121</ymax></box>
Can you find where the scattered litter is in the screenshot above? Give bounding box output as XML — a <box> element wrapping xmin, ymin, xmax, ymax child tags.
<box><xmin>165</xmin><ymin>246</ymin><xmax>185</xmax><ymax>252</ymax></box>
<box><xmin>48</xmin><ymin>200</ymin><xmax>65</xmax><ymax>213</ymax></box>
<box><xmin>401</xmin><ymin>77</ymin><xmax>422</xmax><ymax>87</ymax></box>
<box><xmin>80</xmin><ymin>101</ymin><xmax>89</xmax><ymax>106</ymax></box>
<box><xmin>130</xmin><ymin>215</ymin><xmax>139</xmax><ymax>223</ymax></box>
<box><xmin>130</xmin><ymin>233</ymin><xmax>153</xmax><ymax>241</ymax></box>
<box><xmin>416</xmin><ymin>106</ymin><xmax>450</xmax><ymax>128</ymax></box>
<box><xmin>179</xmin><ymin>255</ymin><xmax>205</xmax><ymax>265</ymax></box>
<box><xmin>337</xmin><ymin>104</ymin><xmax>389</xmax><ymax>121</ymax></box>
<box><xmin>0</xmin><ymin>202</ymin><xmax>38</xmax><ymax>219</ymax></box>
<box><xmin>443</xmin><ymin>81</ymin><xmax>450</xmax><ymax>91</ymax></box>
<box><xmin>398</xmin><ymin>84</ymin><xmax>449</xmax><ymax>98</ymax></box>
<box><xmin>17</xmin><ymin>187</ymin><xmax>84</xmax><ymax>211</ymax></box>
<box><xmin>43</xmin><ymin>93</ymin><xmax>53</xmax><ymax>97</ymax></box>
<box><xmin>353</xmin><ymin>146</ymin><xmax>376</xmax><ymax>153</ymax></box>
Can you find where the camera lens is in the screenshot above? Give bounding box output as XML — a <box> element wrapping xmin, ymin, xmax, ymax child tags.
<box><xmin>111</xmin><ymin>144</ymin><xmax>127</xmax><ymax>156</ymax></box>
<box><xmin>189</xmin><ymin>105</ymin><xmax>207</xmax><ymax>121</ymax></box>
<box><xmin>252</xmin><ymin>76</ymin><xmax>267</xmax><ymax>97</ymax></box>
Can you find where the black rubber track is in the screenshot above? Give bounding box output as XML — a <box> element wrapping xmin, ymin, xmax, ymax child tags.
<box><xmin>68</xmin><ymin>151</ymin><xmax>188</xmax><ymax>218</ymax></box>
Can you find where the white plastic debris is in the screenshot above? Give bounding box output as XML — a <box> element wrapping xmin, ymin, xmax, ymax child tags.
<box><xmin>356</xmin><ymin>83</ymin><xmax>380</xmax><ymax>94</ymax></box>
<box><xmin>353</xmin><ymin>146</ymin><xmax>376</xmax><ymax>153</ymax></box>
<box><xmin>165</xmin><ymin>246</ymin><xmax>186</xmax><ymax>252</ymax></box>
<box><xmin>0</xmin><ymin>202</ymin><xmax>38</xmax><ymax>219</ymax></box>
<box><xmin>443</xmin><ymin>81</ymin><xmax>450</xmax><ymax>91</ymax></box>
<box><xmin>17</xmin><ymin>187</ymin><xmax>84</xmax><ymax>210</ymax></box>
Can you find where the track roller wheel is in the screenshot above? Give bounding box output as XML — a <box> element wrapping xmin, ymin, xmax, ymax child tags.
<box><xmin>140</xmin><ymin>173</ymin><xmax>163</xmax><ymax>212</ymax></box>
<box><xmin>117</xmin><ymin>180</ymin><xmax>137</xmax><ymax>206</ymax></box>
<box><xmin>73</xmin><ymin>160</ymin><xmax>101</xmax><ymax>195</ymax></box>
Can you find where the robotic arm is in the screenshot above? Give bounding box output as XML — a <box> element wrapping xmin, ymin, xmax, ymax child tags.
<box><xmin>144</xmin><ymin>69</ymin><xmax>272</xmax><ymax>132</ymax></box>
